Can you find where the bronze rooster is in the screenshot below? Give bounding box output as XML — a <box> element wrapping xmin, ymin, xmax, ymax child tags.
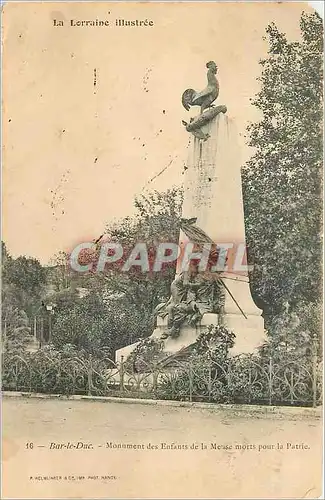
<box><xmin>182</xmin><ymin>61</ymin><xmax>219</xmax><ymax>114</ymax></box>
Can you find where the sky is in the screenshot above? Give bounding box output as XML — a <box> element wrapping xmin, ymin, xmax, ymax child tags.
<box><xmin>2</xmin><ymin>1</ymin><xmax>318</xmax><ymax>264</ymax></box>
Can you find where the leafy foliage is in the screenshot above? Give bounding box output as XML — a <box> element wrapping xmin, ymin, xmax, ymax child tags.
<box><xmin>259</xmin><ymin>301</ymin><xmax>322</xmax><ymax>360</ymax></box>
<box><xmin>47</xmin><ymin>251</ymin><xmax>72</xmax><ymax>292</ymax></box>
<box><xmin>2</xmin><ymin>245</ymin><xmax>47</xmax><ymax>317</ymax></box>
<box><xmin>156</xmin><ymin>325</ymin><xmax>236</xmax><ymax>402</ymax></box>
<box><xmin>2</xmin><ymin>307</ymin><xmax>32</xmax><ymax>354</ymax></box>
<box><xmin>103</xmin><ymin>187</ymin><xmax>183</xmax><ymax>300</ymax></box>
<box><xmin>2</xmin><ymin>345</ymin><xmax>91</xmax><ymax>395</ymax></box>
<box><xmin>84</xmin><ymin>187</ymin><xmax>183</xmax><ymax>347</ymax></box>
<box><xmin>51</xmin><ymin>293</ymin><xmax>113</xmax><ymax>355</ymax></box>
<box><xmin>242</xmin><ymin>12</ymin><xmax>323</xmax><ymax>327</ymax></box>
<box><xmin>155</xmin><ymin>325</ymin><xmax>319</xmax><ymax>406</ymax></box>
<box><xmin>193</xmin><ymin>325</ymin><xmax>236</xmax><ymax>360</ymax></box>
<box><xmin>124</xmin><ymin>337</ymin><xmax>166</xmax><ymax>373</ymax></box>
<box><xmin>1</xmin><ymin>243</ymin><xmax>45</xmax><ymax>351</ymax></box>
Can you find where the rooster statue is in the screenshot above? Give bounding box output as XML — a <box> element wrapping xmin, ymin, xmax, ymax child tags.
<box><xmin>182</xmin><ymin>61</ymin><xmax>219</xmax><ymax>114</ymax></box>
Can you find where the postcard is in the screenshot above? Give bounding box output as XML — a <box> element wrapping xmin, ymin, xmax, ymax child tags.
<box><xmin>2</xmin><ymin>2</ymin><xmax>323</xmax><ymax>498</ymax></box>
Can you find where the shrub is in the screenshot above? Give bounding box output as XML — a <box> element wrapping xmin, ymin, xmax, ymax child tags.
<box><xmin>156</xmin><ymin>325</ymin><xmax>236</xmax><ymax>402</ymax></box>
<box><xmin>124</xmin><ymin>337</ymin><xmax>167</xmax><ymax>373</ymax></box>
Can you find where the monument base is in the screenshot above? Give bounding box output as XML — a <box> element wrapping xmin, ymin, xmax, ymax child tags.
<box><xmin>151</xmin><ymin>313</ymin><xmax>221</xmax><ymax>356</ymax></box>
<box><xmin>115</xmin><ymin>316</ymin><xmax>215</xmax><ymax>364</ymax></box>
<box><xmin>115</xmin><ymin>310</ymin><xmax>266</xmax><ymax>363</ymax></box>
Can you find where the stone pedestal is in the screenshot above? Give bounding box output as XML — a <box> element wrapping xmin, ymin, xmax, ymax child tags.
<box><xmin>115</xmin><ymin>112</ymin><xmax>265</xmax><ymax>363</ymax></box>
<box><xmin>152</xmin><ymin>313</ymin><xmax>220</xmax><ymax>356</ymax></box>
<box><xmin>178</xmin><ymin>112</ymin><xmax>265</xmax><ymax>353</ymax></box>
<box><xmin>115</xmin><ymin>313</ymin><xmax>219</xmax><ymax>363</ymax></box>
<box><xmin>180</xmin><ymin>113</ymin><xmax>245</xmax><ymax>248</ymax></box>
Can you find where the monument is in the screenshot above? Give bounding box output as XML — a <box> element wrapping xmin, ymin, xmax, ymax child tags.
<box><xmin>116</xmin><ymin>61</ymin><xmax>265</xmax><ymax>362</ymax></box>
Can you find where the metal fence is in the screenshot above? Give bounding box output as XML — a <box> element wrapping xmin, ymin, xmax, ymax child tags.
<box><xmin>2</xmin><ymin>347</ymin><xmax>322</xmax><ymax>407</ymax></box>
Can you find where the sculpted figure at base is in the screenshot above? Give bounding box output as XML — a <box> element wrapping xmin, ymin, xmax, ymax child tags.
<box><xmin>155</xmin><ymin>264</ymin><xmax>226</xmax><ymax>340</ymax></box>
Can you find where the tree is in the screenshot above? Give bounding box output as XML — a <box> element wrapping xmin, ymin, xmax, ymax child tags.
<box><xmin>2</xmin><ymin>306</ymin><xmax>31</xmax><ymax>353</ymax></box>
<box><xmin>40</xmin><ymin>188</ymin><xmax>183</xmax><ymax>353</ymax></box>
<box><xmin>107</xmin><ymin>188</ymin><xmax>183</xmax><ymax>340</ymax></box>
<box><xmin>79</xmin><ymin>188</ymin><xmax>184</xmax><ymax>346</ymax></box>
<box><xmin>47</xmin><ymin>251</ymin><xmax>71</xmax><ymax>292</ymax></box>
<box><xmin>51</xmin><ymin>292</ymin><xmax>143</xmax><ymax>357</ymax></box>
<box><xmin>242</xmin><ymin>12</ymin><xmax>323</xmax><ymax>334</ymax></box>
<box><xmin>2</xmin><ymin>244</ymin><xmax>33</xmax><ymax>352</ymax></box>
<box><xmin>2</xmin><ymin>250</ymin><xmax>47</xmax><ymax>318</ymax></box>
<box><xmin>1</xmin><ymin>244</ymin><xmax>47</xmax><ymax>351</ymax></box>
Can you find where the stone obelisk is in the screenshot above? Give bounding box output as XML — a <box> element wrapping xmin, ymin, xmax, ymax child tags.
<box><xmin>115</xmin><ymin>62</ymin><xmax>265</xmax><ymax>363</ymax></box>
<box><xmin>177</xmin><ymin>111</ymin><xmax>265</xmax><ymax>354</ymax></box>
<box><xmin>152</xmin><ymin>60</ymin><xmax>265</xmax><ymax>356</ymax></box>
